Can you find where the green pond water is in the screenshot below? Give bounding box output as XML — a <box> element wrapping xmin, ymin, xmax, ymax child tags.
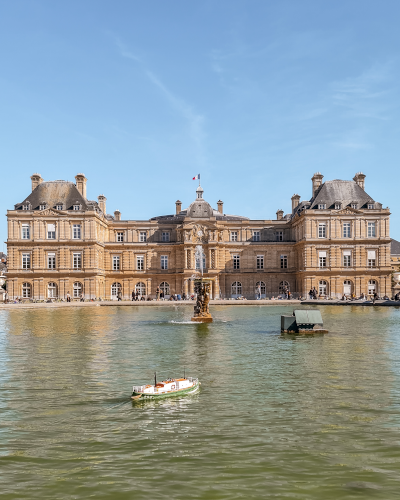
<box><xmin>1</xmin><ymin>305</ymin><xmax>400</xmax><ymax>499</ymax></box>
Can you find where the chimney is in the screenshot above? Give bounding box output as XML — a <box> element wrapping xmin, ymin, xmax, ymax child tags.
<box><xmin>98</xmin><ymin>195</ymin><xmax>107</xmax><ymax>214</ymax></box>
<box><xmin>31</xmin><ymin>173</ymin><xmax>43</xmax><ymax>192</ymax></box>
<box><xmin>291</xmin><ymin>194</ymin><xmax>301</xmax><ymax>212</ymax></box>
<box><xmin>75</xmin><ymin>173</ymin><xmax>87</xmax><ymax>199</ymax></box>
<box><xmin>276</xmin><ymin>209</ymin><xmax>284</xmax><ymax>220</ymax></box>
<box><xmin>217</xmin><ymin>200</ymin><xmax>224</xmax><ymax>214</ymax></box>
<box><xmin>353</xmin><ymin>172</ymin><xmax>366</xmax><ymax>190</ymax></box>
<box><xmin>175</xmin><ymin>200</ymin><xmax>182</xmax><ymax>215</ymax></box>
<box><xmin>311</xmin><ymin>172</ymin><xmax>324</xmax><ymax>198</ymax></box>
<box><xmin>114</xmin><ymin>210</ymin><xmax>121</xmax><ymax>221</ymax></box>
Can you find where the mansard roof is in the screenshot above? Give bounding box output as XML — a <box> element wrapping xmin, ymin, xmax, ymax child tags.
<box><xmin>14</xmin><ymin>181</ymin><xmax>100</xmax><ymax>212</ymax></box>
<box><xmin>310</xmin><ymin>180</ymin><xmax>376</xmax><ymax>209</ymax></box>
<box><xmin>391</xmin><ymin>239</ymin><xmax>400</xmax><ymax>256</ymax></box>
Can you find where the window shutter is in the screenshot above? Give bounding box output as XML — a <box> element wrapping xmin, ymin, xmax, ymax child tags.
<box><xmin>368</xmin><ymin>250</ymin><xmax>376</xmax><ymax>259</ymax></box>
<box><xmin>319</xmin><ymin>251</ymin><xmax>327</xmax><ymax>257</ymax></box>
<box><xmin>343</xmin><ymin>250</ymin><xmax>351</xmax><ymax>256</ymax></box>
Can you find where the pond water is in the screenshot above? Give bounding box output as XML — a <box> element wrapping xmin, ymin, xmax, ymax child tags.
<box><xmin>1</xmin><ymin>305</ymin><xmax>400</xmax><ymax>499</ymax></box>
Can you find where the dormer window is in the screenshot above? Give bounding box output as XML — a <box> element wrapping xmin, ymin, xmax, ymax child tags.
<box><xmin>351</xmin><ymin>203</ymin><xmax>358</xmax><ymax>209</ymax></box>
<box><xmin>318</xmin><ymin>204</ymin><xmax>326</xmax><ymax>210</ymax></box>
<box><xmin>73</xmin><ymin>204</ymin><xmax>81</xmax><ymax>211</ymax></box>
<box><xmin>368</xmin><ymin>203</ymin><xmax>374</xmax><ymax>209</ymax></box>
<box><xmin>39</xmin><ymin>203</ymin><xmax>46</xmax><ymax>210</ymax></box>
<box><xmin>22</xmin><ymin>204</ymin><xmax>29</xmax><ymax>211</ymax></box>
<box><xmin>335</xmin><ymin>203</ymin><xmax>341</xmax><ymax>210</ymax></box>
<box><xmin>56</xmin><ymin>204</ymin><xmax>63</xmax><ymax>210</ymax></box>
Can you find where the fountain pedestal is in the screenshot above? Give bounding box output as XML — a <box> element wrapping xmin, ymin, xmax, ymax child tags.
<box><xmin>191</xmin><ymin>278</ymin><xmax>213</xmax><ymax>323</ymax></box>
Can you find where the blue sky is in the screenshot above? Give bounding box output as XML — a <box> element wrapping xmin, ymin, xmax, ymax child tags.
<box><xmin>1</xmin><ymin>0</ymin><xmax>400</xmax><ymax>251</ymax></box>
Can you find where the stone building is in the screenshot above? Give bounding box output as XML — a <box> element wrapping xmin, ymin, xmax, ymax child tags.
<box><xmin>5</xmin><ymin>172</ymin><xmax>392</xmax><ymax>300</ymax></box>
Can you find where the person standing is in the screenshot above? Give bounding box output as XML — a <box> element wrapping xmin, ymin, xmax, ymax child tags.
<box><xmin>66</xmin><ymin>291</ymin><xmax>71</xmax><ymax>303</ymax></box>
<box><xmin>156</xmin><ymin>286</ymin><xmax>160</xmax><ymax>301</ymax></box>
<box><xmin>373</xmin><ymin>291</ymin><xmax>378</xmax><ymax>304</ymax></box>
<box><xmin>117</xmin><ymin>290</ymin><xmax>122</xmax><ymax>301</ymax></box>
<box><xmin>131</xmin><ymin>290</ymin><xmax>135</xmax><ymax>301</ymax></box>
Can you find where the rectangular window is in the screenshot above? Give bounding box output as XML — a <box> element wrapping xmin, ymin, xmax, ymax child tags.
<box><xmin>56</xmin><ymin>204</ymin><xmax>63</xmax><ymax>210</ymax></box>
<box><xmin>162</xmin><ymin>232</ymin><xmax>170</xmax><ymax>242</ymax></box>
<box><xmin>351</xmin><ymin>203</ymin><xmax>358</xmax><ymax>209</ymax></box>
<box><xmin>335</xmin><ymin>203</ymin><xmax>341</xmax><ymax>210</ymax></box>
<box><xmin>367</xmin><ymin>222</ymin><xmax>376</xmax><ymax>237</ymax></box>
<box><xmin>343</xmin><ymin>250</ymin><xmax>351</xmax><ymax>267</ymax></box>
<box><xmin>112</xmin><ymin>256</ymin><xmax>120</xmax><ymax>270</ymax></box>
<box><xmin>276</xmin><ymin>231</ymin><xmax>283</xmax><ymax>241</ymax></box>
<box><xmin>21</xmin><ymin>224</ymin><xmax>30</xmax><ymax>240</ymax></box>
<box><xmin>253</xmin><ymin>231</ymin><xmax>260</xmax><ymax>242</ymax></box>
<box><xmin>368</xmin><ymin>204</ymin><xmax>374</xmax><ymax>209</ymax></box>
<box><xmin>343</xmin><ymin>223</ymin><xmax>351</xmax><ymax>238</ymax></box>
<box><xmin>319</xmin><ymin>251</ymin><xmax>327</xmax><ymax>268</ymax></box>
<box><xmin>256</xmin><ymin>255</ymin><xmax>264</xmax><ymax>269</ymax></box>
<box><xmin>22</xmin><ymin>253</ymin><xmax>31</xmax><ymax>269</ymax></box>
<box><xmin>230</xmin><ymin>231</ymin><xmax>238</xmax><ymax>242</ymax></box>
<box><xmin>280</xmin><ymin>255</ymin><xmax>287</xmax><ymax>269</ymax></box>
<box><xmin>233</xmin><ymin>254</ymin><xmax>240</xmax><ymax>269</ymax></box>
<box><xmin>117</xmin><ymin>232</ymin><xmax>124</xmax><ymax>242</ymax></box>
<box><xmin>318</xmin><ymin>204</ymin><xmax>326</xmax><ymax>209</ymax></box>
<box><xmin>367</xmin><ymin>250</ymin><xmax>376</xmax><ymax>268</ymax></box>
<box><xmin>137</xmin><ymin>255</ymin><xmax>144</xmax><ymax>270</ymax></box>
<box><xmin>73</xmin><ymin>253</ymin><xmax>82</xmax><ymax>269</ymax></box>
<box><xmin>48</xmin><ymin>253</ymin><xmax>56</xmax><ymax>269</ymax></box>
<box><xmin>73</xmin><ymin>205</ymin><xmax>80</xmax><ymax>211</ymax></box>
<box><xmin>39</xmin><ymin>204</ymin><xmax>46</xmax><ymax>210</ymax></box>
<box><xmin>22</xmin><ymin>205</ymin><xmax>29</xmax><ymax>211</ymax></box>
<box><xmin>139</xmin><ymin>231</ymin><xmax>147</xmax><ymax>242</ymax></box>
<box><xmin>72</xmin><ymin>224</ymin><xmax>81</xmax><ymax>239</ymax></box>
<box><xmin>318</xmin><ymin>223</ymin><xmax>326</xmax><ymax>238</ymax></box>
<box><xmin>161</xmin><ymin>255</ymin><xmax>168</xmax><ymax>270</ymax></box>
<box><xmin>47</xmin><ymin>223</ymin><xmax>55</xmax><ymax>239</ymax></box>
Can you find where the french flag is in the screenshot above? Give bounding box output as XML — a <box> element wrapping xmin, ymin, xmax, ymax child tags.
<box><xmin>192</xmin><ymin>173</ymin><xmax>200</xmax><ymax>180</ymax></box>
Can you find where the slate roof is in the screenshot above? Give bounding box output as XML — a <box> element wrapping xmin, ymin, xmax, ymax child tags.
<box><xmin>391</xmin><ymin>239</ymin><xmax>400</xmax><ymax>256</ymax></box>
<box><xmin>14</xmin><ymin>181</ymin><xmax>101</xmax><ymax>212</ymax></box>
<box><xmin>293</xmin><ymin>179</ymin><xmax>382</xmax><ymax>216</ymax></box>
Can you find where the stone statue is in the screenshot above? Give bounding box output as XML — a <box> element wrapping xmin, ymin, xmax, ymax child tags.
<box><xmin>191</xmin><ymin>279</ymin><xmax>212</xmax><ymax>323</ymax></box>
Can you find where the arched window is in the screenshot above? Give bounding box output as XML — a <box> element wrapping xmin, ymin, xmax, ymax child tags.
<box><xmin>73</xmin><ymin>282</ymin><xmax>83</xmax><ymax>298</ymax></box>
<box><xmin>368</xmin><ymin>280</ymin><xmax>377</xmax><ymax>295</ymax></box>
<box><xmin>48</xmin><ymin>282</ymin><xmax>57</xmax><ymax>298</ymax></box>
<box><xmin>231</xmin><ymin>281</ymin><xmax>242</xmax><ymax>297</ymax></box>
<box><xmin>319</xmin><ymin>280</ymin><xmax>328</xmax><ymax>296</ymax></box>
<box><xmin>255</xmin><ymin>281</ymin><xmax>266</xmax><ymax>297</ymax></box>
<box><xmin>160</xmin><ymin>282</ymin><xmax>170</xmax><ymax>296</ymax></box>
<box><xmin>343</xmin><ymin>280</ymin><xmax>352</xmax><ymax>295</ymax></box>
<box><xmin>111</xmin><ymin>282</ymin><xmax>122</xmax><ymax>298</ymax></box>
<box><xmin>135</xmin><ymin>282</ymin><xmax>146</xmax><ymax>296</ymax></box>
<box><xmin>279</xmin><ymin>281</ymin><xmax>290</xmax><ymax>294</ymax></box>
<box><xmin>22</xmin><ymin>282</ymin><xmax>31</xmax><ymax>298</ymax></box>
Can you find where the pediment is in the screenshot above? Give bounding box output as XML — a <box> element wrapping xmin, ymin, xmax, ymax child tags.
<box><xmin>36</xmin><ymin>208</ymin><xmax>63</xmax><ymax>216</ymax></box>
<box><xmin>335</xmin><ymin>207</ymin><xmax>361</xmax><ymax>215</ymax></box>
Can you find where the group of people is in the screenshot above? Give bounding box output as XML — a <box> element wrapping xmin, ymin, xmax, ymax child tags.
<box><xmin>131</xmin><ymin>291</ymin><xmax>146</xmax><ymax>301</ymax></box>
<box><xmin>308</xmin><ymin>287</ymin><xmax>318</xmax><ymax>299</ymax></box>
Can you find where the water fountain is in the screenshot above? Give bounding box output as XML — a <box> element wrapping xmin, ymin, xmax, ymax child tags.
<box><xmin>191</xmin><ymin>244</ymin><xmax>213</xmax><ymax>323</ymax></box>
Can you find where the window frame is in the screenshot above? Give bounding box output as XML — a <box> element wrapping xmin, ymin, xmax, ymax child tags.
<box><xmin>318</xmin><ymin>223</ymin><xmax>326</xmax><ymax>238</ymax></box>
<box><xmin>233</xmin><ymin>254</ymin><xmax>240</xmax><ymax>270</ymax></box>
<box><xmin>162</xmin><ymin>232</ymin><xmax>170</xmax><ymax>242</ymax></box>
<box><xmin>256</xmin><ymin>255</ymin><xmax>264</xmax><ymax>270</ymax></box>
<box><xmin>230</xmin><ymin>231</ymin><xmax>238</xmax><ymax>242</ymax></box>
<box><xmin>318</xmin><ymin>204</ymin><xmax>326</xmax><ymax>210</ymax></box>
<box><xmin>161</xmin><ymin>255</ymin><xmax>168</xmax><ymax>270</ymax></box>
<box><xmin>276</xmin><ymin>231</ymin><xmax>283</xmax><ymax>242</ymax></box>
<box><xmin>136</xmin><ymin>255</ymin><xmax>144</xmax><ymax>271</ymax></box>
<box><xmin>47</xmin><ymin>252</ymin><xmax>56</xmax><ymax>270</ymax></box>
<box><xmin>367</xmin><ymin>222</ymin><xmax>376</xmax><ymax>238</ymax></box>
<box><xmin>280</xmin><ymin>255</ymin><xmax>288</xmax><ymax>269</ymax></box>
<box><xmin>21</xmin><ymin>224</ymin><xmax>30</xmax><ymax>240</ymax></box>
<box><xmin>73</xmin><ymin>252</ymin><xmax>82</xmax><ymax>270</ymax></box>
<box><xmin>253</xmin><ymin>231</ymin><xmax>260</xmax><ymax>242</ymax></box>
<box><xmin>116</xmin><ymin>232</ymin><xmax>124</xmax><ymax>242</ymax></box>
<box><xmin>47</xmin><ymin>223</ymin><xmax>56</xmax><ymax>240</ymax></box>
<box><xmin>112</xmin><ymin>255</ymin><xmax>120</xmax><ymax>270</ymax></box>
<box><xmin>343</xmin><ymin>222</ymin><xmax>351</xmax><ymax>238</ymax></box>
<box><xmin>139</xmin><ymin>231</ymin><xmax>147</xmax><ymax>243</ymax></box>
<box><xmin>72</xmin><ymin>224</ymin><xmax>81</xmax><ymax>240</ymax></box>
<box><xmin>22</xmin><ymin>253</ymin><xmax>31</xmax><ymax>270</ymax></box>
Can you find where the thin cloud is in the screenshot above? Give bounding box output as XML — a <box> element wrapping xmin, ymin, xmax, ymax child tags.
<box><xmin>114</xmin><ymin>37</ymin><xmax>142</xmax><ymax>62</ymax></box>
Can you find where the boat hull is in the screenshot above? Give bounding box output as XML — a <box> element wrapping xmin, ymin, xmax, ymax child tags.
<box><xmin>131</xmin><ymin>381</ymin><xmax>200</xmax><ymax>400</ymax></box>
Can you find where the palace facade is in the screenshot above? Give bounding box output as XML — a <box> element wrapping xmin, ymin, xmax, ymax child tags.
<box><xmin>5</xmin><ymin>172</ymin><xmax>392</xmax><ymax>300</ymax></box>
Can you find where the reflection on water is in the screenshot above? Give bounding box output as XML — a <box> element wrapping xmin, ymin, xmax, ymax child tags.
<box><xmin>1</xmin><ymin>305</ymin><xmax>400</xmax><ymax>499</ymax></box>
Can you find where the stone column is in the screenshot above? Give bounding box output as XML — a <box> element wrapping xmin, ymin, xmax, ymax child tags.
<box><xmin>147</xmin><ymin>278</ymin><xmax>152</xmax><ymax>298</ymax></box>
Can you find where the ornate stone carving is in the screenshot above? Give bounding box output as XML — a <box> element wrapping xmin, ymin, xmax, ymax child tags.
<box><xmin>36</xmin><ymin>208</ymin><xmax>62</xmax><ymax>216</ymax></box>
